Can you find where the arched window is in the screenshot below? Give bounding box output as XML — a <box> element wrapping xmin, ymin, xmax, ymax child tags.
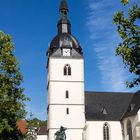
<box><xmin>64</xmin><ymin>66</ymin><xmax>67</xmax><ymax>75</ymax></box>
<box><xmin>68</xmin><ymin>66</ymin><xmax>71</xmax><ymax>75</ymax></box>
<box><xmin>64</xmin><ymin>64</ymin><xmax>71</xmax><ymax>76</ymax></box>
<box><xmin>127</xmin><ymin>120</ymin><xmax>133</xmax><ymax>140</ymax></box>
<box><xmin>103</xmin><ymin>123</ymin><xmax>110</xmax><ymax>140</ymax></box>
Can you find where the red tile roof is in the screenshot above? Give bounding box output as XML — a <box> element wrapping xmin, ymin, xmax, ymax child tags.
<box><xmin>17</xmin><ymin>119</ymin><xmax>28</xmax><ymax>134</ymax></box>
<box><xmin>37</xmin><ymin>126</ymin><xmax>48</xmax><ymax>135</ymax></box>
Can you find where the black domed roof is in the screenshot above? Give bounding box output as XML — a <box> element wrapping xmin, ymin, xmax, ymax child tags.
<box><xmin>47</xmin><ymin>0</ymin><xmax>83</xmax><ymax>57</ymax></box>
<box><xmin>48</xmin><ymin>33</ymin><xmax>82</xmax><ymax>55</ymax></box>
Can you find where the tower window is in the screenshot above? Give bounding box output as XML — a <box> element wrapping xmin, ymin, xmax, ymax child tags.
<box><xmin>66</xmin><ymin>108</ymin><xmax>69</xmax><ymax>114</ymax></box>
<box><xmin>103</xmin><ymin>123</ymin><xmax>110</xmax><ymax>140</ymax></box>
<box><xmin>66</xmin><ymin>90</ymin><xmax>69</xmax><ymax>98</ymax></box>
<box><xmin>68</xmin><ymin>66</ymin><xmax>71</xmax><ymax>75</ymax></box>
<box><xmin>62</xmin><ymin>24</ymin><xmax>68</xmax><ymax>33</ymax></box>
<box><xmin>64</xmin><ymin>66</ymin><xmax>67</xmax><ymax>75</ymax></box>
<box><xmin>64</xmin><ymin>64</ymin><xmax>71</xmax><ymax>76</ymax></box>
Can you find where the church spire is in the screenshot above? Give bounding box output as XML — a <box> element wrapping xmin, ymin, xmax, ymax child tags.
<box><xmin>59</xmin><ymin>0</ymin><xmax>69</xmax><ymax>15</ymax></box>
<box><xmin>48</xmin><ymin>0</ymin><xmax>83</xmax><ymax>56</ymax></box>
<box><xmin>57</xmin><ymin>0</ymin><xmax>71</xmax><ymax>34</ymax></box>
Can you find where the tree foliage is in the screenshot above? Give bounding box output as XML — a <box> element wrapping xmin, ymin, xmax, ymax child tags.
<box><xmin>113</xmin><ymin>1</ymin><xmax>140</xmax><ymax>87</ymax></box>
<box><xmin>0</xmin><ymin>31</ymin><xmax>29</xmax><ymax>139</ymax></box>
<box><xmin>121</xmin><ymin>0</ymin><xmax>129</xmax><ymax>5</ymax></box>
<box><xmin>28</xmin><ymin>118</ymin><xmax>47</xmax><ymax>128</ymax></box>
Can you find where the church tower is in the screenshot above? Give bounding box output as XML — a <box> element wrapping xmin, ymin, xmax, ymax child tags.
<box><xmin>47</xmin><ymin>1</ymin><xmax>85</xmax><ymax>140</ymax></box>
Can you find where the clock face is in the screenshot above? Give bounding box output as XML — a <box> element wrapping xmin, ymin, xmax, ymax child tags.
<box><xmin>63</xmin><ymin>49</ymin><xmax>71</xmax><ymax>56</ymax></box>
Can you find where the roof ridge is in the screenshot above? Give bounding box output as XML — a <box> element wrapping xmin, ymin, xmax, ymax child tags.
<box><xmin>85</xmin><ymin>91</ymin><xmax>133</xmax><ymax>94</ymax></box>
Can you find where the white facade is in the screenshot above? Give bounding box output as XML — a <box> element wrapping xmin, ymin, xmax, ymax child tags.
<box><xmin>137</xmin><ymin>110</ymin><xmax>140</xmax><ymax>140</ymax></box>
<box><xmin>46</xmin><ymin>55</ymin><xmax>140</xmax><ymax>140</ymax></box>
<box><xmin>123</xmin><ymin>111</ymin><xmax>140</xmax><ymax>140</ymax></box>
<box><xmin>48</xmin><ymin>58</ymin><xmax>84</xmax><ymax>82</ymax></box>
<box><xmin>48</xmin><ymin>129</ymin><xmax>83</xmax><ymax>140</ymax></box>
<box><xmin>85</xmin><ymin>121</ymin><xmax>123</xmax><ymax>140</ymax></box>
<box><xmin>138</xmin><ymin>110</ymin><xmax>140</xmax><ymax>121</ymax></box>
<box><xmin>46</xmin><ymin>42</ymin><xmax>140</xmax><ymax>140</ymax></box>
<box><xmin>47</xmin><ymin>57</ymin><xmax>85</xmax><ymax>140</ymax></box>
<box><xmin>37</xmin><ymin>135</ymin><xmax>47</xmax><ymax>140</ymax></box>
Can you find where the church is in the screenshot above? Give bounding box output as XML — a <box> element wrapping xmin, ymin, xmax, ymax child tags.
<box><xmin>46</xmin><ymin>0</ymin><xmax>140</xmax><ymax>140</ymax></box>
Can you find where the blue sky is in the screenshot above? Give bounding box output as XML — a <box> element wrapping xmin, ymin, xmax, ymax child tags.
<box><xmin>0</xmin><ymin>0</ymin><xmax>139</xmax><ymax>120</ymax></box>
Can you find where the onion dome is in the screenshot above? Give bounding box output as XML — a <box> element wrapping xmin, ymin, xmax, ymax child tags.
<box><xmin>48</xmin><ymin>33</ymin><xmax>82</xmax><ymax>56</ymax></box>
<box><xmin>48</xmin><ymin>0</ymin><xmax>83</xmax><ymax>56</ymax></box>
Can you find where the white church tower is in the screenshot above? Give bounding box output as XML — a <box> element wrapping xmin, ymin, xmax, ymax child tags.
<box><xmin>47</xmin><ymin>0</ymin><xmax>85</xmax><ymax>140</ymax></box>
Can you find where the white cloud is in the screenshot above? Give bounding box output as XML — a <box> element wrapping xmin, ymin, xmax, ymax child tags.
<box><xmin>86</xmin><ymin>0</ymin><xmax>136</xmax><ymax>92</ymax></box>
<box><xmin>88</xmin><ymin>0</ymin><xmax>114</xmax><ymax>11</ymax></box>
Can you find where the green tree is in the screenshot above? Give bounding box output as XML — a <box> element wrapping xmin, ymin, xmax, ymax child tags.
<box><xmin>0</xmin><ymin>31</ymin><xmax>29</xmax><ymax>139</ymax></box>
<box><xmin>121</xmin><ymin>0</ymin><xmax>129</xmax><ymax>5</ymax></box>
<box><xmin>113</xmin><ymin>1</ymin><xmax>140</xmax><ymax>87</ymax></box>
<box><xmin>28</xmin><ymin>117</ymin><xmax>47</xmax><ymax>128</ymax></box>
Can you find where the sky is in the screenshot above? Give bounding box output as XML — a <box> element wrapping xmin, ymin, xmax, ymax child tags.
<box><xmin>0</xmin><ymin>0</ymin><xmax>139</xmax><ymax>120</ymax></box>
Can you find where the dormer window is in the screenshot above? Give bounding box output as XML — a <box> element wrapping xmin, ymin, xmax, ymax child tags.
<box><xmin>101</xmin><ymin>107</ymin><xmax>107</xmax><ymax>115</ymax></box>
<box><xmin>64</xmin><ymin>64</ymin><xmax>71</xmax><ymax>76</ymax></box>
<box><xmin>130</xmin><ymin>104</ymin><xmax>135</xmax><ymax>112</ymax></box>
